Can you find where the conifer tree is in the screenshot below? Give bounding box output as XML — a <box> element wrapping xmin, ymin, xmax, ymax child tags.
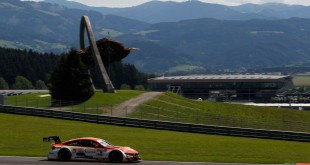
<box><xmin>35</xmin><ymin>80</ymin><xmax>47</xmax><ymax>89</ymax></box>
<box><xmin>48</xmin><ymin>50</ymin><xmax>94</xmax><ymax>104</ymax></box>
<box><xmin>0</xmin><ymin>77</ymin><xmax>9</xmax><ymax>90</ymax></box>
<box><xmin>12</xmin><ymin>76</ymin><xmax>33</xmax><ymax>89</ymax></box>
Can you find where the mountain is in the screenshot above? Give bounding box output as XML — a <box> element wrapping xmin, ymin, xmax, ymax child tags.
<box><xmin>95</xmin><ymin>1</ymin><xmax>264</xmax><ymax>23</ymax></box>
<box><xmin>121</xmin><ymin>18</ymin><xmax>310</xmax><ymax>72</ymax></box>
<box><xmin>0</xmin><ymin>0</ymin><xmax>191</xmax><ymax>73</ymax></box>
<box><xmin>231</xmin><ymin>3</ymin><xmax>310</xmax><ymax>19</ymax></box>
<box><xmin>44</xmin><ymin>0</ymin><xmax>268</xmax><ymax>23</ymax></box>
<box><xmin>2</xmin><ymin>0</ymin><xmax>310</xmax><ymax>74</ymax></box>
<box><xmin>43</xmin><ymin>0</ymin><xmax>94</xmax><ymax>10</ymax></box>
<box><xmin>42</xmin><ymin>0</ymin><xmax>310</xmax><ymax>23</ymax></box>
<box><xmin>0</xmin><ymin>0</ymin><xmax>149</xmax><ymax>53</ymax></box>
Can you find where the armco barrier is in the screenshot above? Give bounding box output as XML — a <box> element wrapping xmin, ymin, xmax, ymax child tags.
<box><xmin>1</xmin><ymin>105</ymin><xmax>310</xmax><ymax>142</ymax></box>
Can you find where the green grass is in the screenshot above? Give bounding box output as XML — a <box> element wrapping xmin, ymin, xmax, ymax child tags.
<box><xmin>99</xmin><ymin>28</ymin><xmax>123</xmax><ymax>37</ymax></box>
<box><xmin>294</xmin><ymin>76</ymin><xmax>310</xmax><ymax>87</ymax></box>
<box><xmin>132</xmin><ymin>92</ymin><xmax>310</xmax><ymax>132</ymax></box>
<box><xmin>168</xmin><ymin>65</ymin><xmax>205</xmax><ymax>73</ymax></box>
<box><xmin>135</xmin><ymin>30</ymin><xmax>159</xmax><ymax>36</ymax></box>
<box><xmin>8</xmin><ymin>90</ymin><xmax>144</xmax><ymax>114</ymax></box>
<box><xmin>1</xmin><ymin>113</ymin><xmax>310</xmax><ymax>163</ymax></box>
<box><xmin>8</xmin><ymin>91</ymin><xmax>310</xmax><ymax>132</ymax></box>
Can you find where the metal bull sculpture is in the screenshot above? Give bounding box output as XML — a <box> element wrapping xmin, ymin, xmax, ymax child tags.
<box><xmin>79</xmin><ymin>16</ymin><xmax>134</xmax><ymax>93</ymax></box>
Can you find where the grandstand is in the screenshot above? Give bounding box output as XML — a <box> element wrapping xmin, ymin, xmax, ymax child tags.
<box><xmin>148</xmin><ymin>75</ymin><xmax>294</xmax><ymax>102</ymax></box>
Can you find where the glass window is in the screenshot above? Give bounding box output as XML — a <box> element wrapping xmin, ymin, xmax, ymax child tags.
<box><xmin>66</xmin><ymin>140</ymin><xmax>79</xmax><ymax>146</ymax></box>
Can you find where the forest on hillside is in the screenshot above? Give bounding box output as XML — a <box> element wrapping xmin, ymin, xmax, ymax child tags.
<box><xmin>0</xmin><ymin>47</ymin><xmax>153</xmax><ymax>90</ymax></box>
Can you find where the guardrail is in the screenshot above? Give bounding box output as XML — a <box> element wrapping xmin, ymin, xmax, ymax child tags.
<box><xmin>1</xmin><ymin>105</ymin><xmax>310</xmax><ymax>142</ymax></box>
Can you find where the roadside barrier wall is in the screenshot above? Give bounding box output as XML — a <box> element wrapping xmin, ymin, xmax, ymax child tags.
<box><xmin>1</xmin><ymin>105</ymin><xmax>310</xmax><ymax>142</ymax></box>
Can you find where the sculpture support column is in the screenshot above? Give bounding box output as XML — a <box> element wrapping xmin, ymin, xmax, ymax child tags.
<box><xmin>80</xmin><ymin>15</ymin><xmax>115</xmax><ymax>93</ymax></box>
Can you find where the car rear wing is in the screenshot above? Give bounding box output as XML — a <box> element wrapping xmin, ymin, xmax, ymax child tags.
<box><xmin>43</xmin><ymin>136</ymin><xmax>61</xmax><ymax>144</ymax></box>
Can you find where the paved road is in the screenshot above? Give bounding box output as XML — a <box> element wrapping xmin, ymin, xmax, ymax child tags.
<box><xmin>0</xmin><ymin>90</ymin><xmax>48</xmax><ymax>96</ymax></box>
<box><xmin>0</xmin><ymin>156</ymin><xmax>284</xmax><ymax>165</ymax></box>
<box><xmin>108</xmin><ymin>92</ymin><xmax>163</xmax><ymax>117</ymax></box>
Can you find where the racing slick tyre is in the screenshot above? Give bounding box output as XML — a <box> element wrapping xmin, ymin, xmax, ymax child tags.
<box><xmin>109</xmin><ymin>150</ymin><xmax>123</xmax><ymax>163</ymax></box>
<box><xmin>58</xmin><ymin>148</ymin><xmax>72</xmax><ymax>161</ymax></box>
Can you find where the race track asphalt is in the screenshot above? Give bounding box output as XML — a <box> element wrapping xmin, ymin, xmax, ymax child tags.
<box><xmin>0</xmin><ymin>156</ymin><xmax>283</xmax><ymax>165</ymax></box>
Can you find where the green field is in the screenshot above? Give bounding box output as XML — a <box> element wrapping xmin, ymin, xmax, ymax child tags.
<box><xmin>8</xmin><ymin>91</ymin><xmax>310</xmax><ymax>133</ymax></box>
<box><xmin>293</xmin><ymin>76</ymin><xmax>310</xmax><ymax>87</ymax></box>
<box><xmin>132</xmin><ymin>92</ymin><xmax>310</xmax><ymax>133</ymax></box>
<box><xmin>8</xmin><ymin>90</ymin><xmax>144</xmax><ymax>114</ymax></box>
<box><xmin>168</xmin><ymin>65</ymin><xmax>205</xmax><ymax>73</ymax></box>
<box><xmin>4</xmin><ymin>90</ymin><xmax>310</xmax><ymax>163</ymax></box>
<box><xmin>1</xmin><ymin>113</ymin><xmax>310</xmax><ymax>163</ymax></box>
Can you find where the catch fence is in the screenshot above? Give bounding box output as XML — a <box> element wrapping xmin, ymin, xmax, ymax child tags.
<box><xmin>4</xmin><ymin>96</ymin><xmax>310</xmax><ymax>133</ymax></box>
<box><xmin>1</xmin><ymin>105</ymin><xmax>310</xmax><ymax>142</ymax></box>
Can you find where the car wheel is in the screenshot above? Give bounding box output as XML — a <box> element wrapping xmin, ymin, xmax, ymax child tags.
<box><xmin>109</xmin><ymin>150</ymin><xmax>123</xmax><ymax>163</ymax></box>
<box><xmin>58</xmin><ymin>148</ymin><xmax>71</xmax><ymax>161</ymax></box>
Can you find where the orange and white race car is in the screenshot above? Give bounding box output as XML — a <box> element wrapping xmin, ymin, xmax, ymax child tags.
<box><xmin>43</xmin><ymin>136</ymin><xmax>141</xmax><ymax>163</ymax></box>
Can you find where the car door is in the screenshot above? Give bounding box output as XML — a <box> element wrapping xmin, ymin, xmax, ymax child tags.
<box><xmin>79</xmin><ymin>140</ymin><xmax>97</xmax><ymax>159</ymax></box>
<box><xmin>87</xmin><ymin>140</ymin><xmax>110</xmax><ymax>160</ymax></box>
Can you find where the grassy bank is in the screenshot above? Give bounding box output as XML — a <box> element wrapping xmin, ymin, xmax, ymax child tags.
<box><xmin>293</xmin><ymin>76</ymin><xmax>310</xmax><ymax>87</ymax></box>
<box><xmin>1</xmin><ymin>113</ymin><xmax>310</xmax><ymax>163</ymax></box>
<box><xmin>8</xmin><ymin>90</ymin><xmax>144</xmax><ymax>114</ymax></box>
<box><xmin>132</xmin><ymin>92</ymin><xmax>310</xmax><ymax>132</ymax></box>
<box><xmin>7</xmin><ymin>91</ymin><xmax>310</xmax><ymax>132</ymax></box>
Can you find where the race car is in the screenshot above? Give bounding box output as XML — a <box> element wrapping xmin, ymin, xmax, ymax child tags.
<box><xmin>43</xmin><ymin>136</ymin><xmax>141</xmax><ymax>163</ymax></box>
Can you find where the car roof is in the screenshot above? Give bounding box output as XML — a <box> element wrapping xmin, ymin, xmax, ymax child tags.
<box><xmin>64</xmin><ymin>137</ymin><xmax>103</xmax><ymax>143</ymax></box>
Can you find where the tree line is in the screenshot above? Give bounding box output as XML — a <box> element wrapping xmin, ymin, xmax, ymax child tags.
<box><xmin>0</xmin><ymin>47</ymin><xmax>154</xmax><ymax>90</ymax></box>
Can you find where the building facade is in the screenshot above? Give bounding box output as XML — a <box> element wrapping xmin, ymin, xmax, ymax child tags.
<box><xmin>148</xmin><ymin>75</ymin><xmax>294</xmax><ymax>102</ymax></box>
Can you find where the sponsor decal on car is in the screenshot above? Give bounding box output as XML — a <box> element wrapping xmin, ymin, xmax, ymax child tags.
<box><xmin>84</xmin><ymin>149</ymin><xmax>96</xmax><ymax>153</ymax></box>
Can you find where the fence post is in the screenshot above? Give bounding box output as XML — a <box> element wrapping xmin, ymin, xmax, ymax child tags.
<box><xmin>97</xmin><ymin>105</ymin><xmax>99</xmax><ymax>122</ymax></box>
<box><xmin>140</xmin><ymin>108</ymin><xmax>142</xmax><ymax>119</ymax></box>
<box><xmin>59</xmin><ymin>100</ymin><xmax>62</xmax><ymax>111</ymax></box>
<box><xmin>196</xmin><ymin>111</ymin><xmax>199</xmax><ymax>123</ymax></box>
<box><xmin>111</xmin><ymin>105</ymin><xmax>113</xmax><ymax>116</ymax></box>
<box><xmin>84</xmin><ymin>103</ymin><xmax>86</xmax><ymax>113</ymax></box>
<box><xmin>125</xmin><ymin>106</ymin><xmax>127</xmax><ymax>117</ymax></box>
<box><xmin>157</xmin><ymin>108</ymin><xmax>160</xmax><ymax>120</ymax></box>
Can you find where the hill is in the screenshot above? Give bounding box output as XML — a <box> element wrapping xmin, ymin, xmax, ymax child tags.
<box><xmin>92</xmin><ymin>1</ymin><xmax>261</xmax><ymax>23</ymax></box>
<box><xmin>231</xmin><ymin>3</ymin><xmax>310</xmax><ymax>20</ymax></box>
<box><xmin>43</xmin><ymin>0</ymin><xmax>310</xmax><ymax>23</ymax></box>
<box><xmin>0</xmin><ymin>47</ymin><xmax>152</xmax><ymax>89</ymax></box>
<box><xmin>0</xmin><ymin>47</ymin><xmax>59</xmax><ymax>85</ymax></box>
<box><xmin>132</xmin><ymin>92</ymin><xmax>310</xmax><ymax>133</ymax></box>
<box><xmin>8</xmin><ymin>91</ymin><xmax>310</xmax><ymax>133</ymax></box>
<box><xmin>2</xmin><ymin>0</ymin><xmax>310</xmax><ymax>73</ymax></box>
<box><xmin>0</xmin><ymin>0</ymin><xmax>149</xmax><ymax>53</ymax></box>
<box><xmin>123</xmin><ymin>18</ymin><xmax>310</xmax><ymax>72</ymax></box>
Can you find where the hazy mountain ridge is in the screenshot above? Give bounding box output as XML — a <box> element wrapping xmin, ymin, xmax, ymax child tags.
<box><xmin>43</xmin><ymin>0</ymin><xmax>310</xmax><ymax>23</ymax></box>
<box><xmin>123</xmin><ymin>18</ymin><xmax>310</xmax><ymax>71</ymax></box>
<box><xmin>1</xmin><ymin>0</ymin><xmax>310</xmax><ymax>73</ymax></box>
<box><xmin>231</xmin><ymin>3</ymin><xmax>310</xmax><ymax>20</ymax></box>
<box><xmin>0</xmin><ymin>0</ymin><xmax>149</xmax><ymax>53</ymax></box>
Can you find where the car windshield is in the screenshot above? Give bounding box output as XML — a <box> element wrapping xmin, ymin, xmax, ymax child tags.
<box><xmin>98</xmin><ymin>139</ymin><xmax>113</xmax><ymax>147</ymax></box>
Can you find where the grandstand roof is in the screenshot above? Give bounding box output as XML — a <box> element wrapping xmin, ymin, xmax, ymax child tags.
<box><xmin>148</xmin><ymin>75</ymin><xmax>292</xmax><ymax>83</ymax></box>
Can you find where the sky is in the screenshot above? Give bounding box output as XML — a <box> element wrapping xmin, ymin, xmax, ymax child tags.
<box><xmin>66</xmin><ymin>0</ymin><xmax>310</xmax><ymax>7</ymax></box>
<box><xmin>26</xmin><ymin>0</ymin><xmax>310</xmax><ymax>7</ymax></box>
